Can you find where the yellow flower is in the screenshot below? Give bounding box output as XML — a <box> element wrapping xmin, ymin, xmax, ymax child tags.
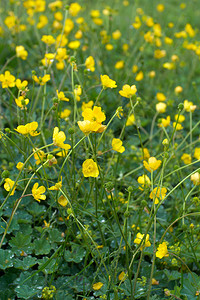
<box><xmin>53</xmin><ymin>127</ymin><xmax>71</xmax><ymax>151</ymax></box>
<box><xmin>49</xmin><ymin>177</ymin><xmax>62</xmax><ymax>190</ymax></box>
<box><xmin>48</xmin><ymin>1</ymin><xmax>63</xmax><ymax>11</ymax></box>
<box><xmin>37</xmin><ymin>15</ymin><xmax>48</xmax><ymax>29</ymax></box>
<box><xmin>173</xmin><ymin>122</ymin><xmax>183</xmax><ymax>130</ymax></box>
<box><xmin>157</xmin><ymin>4</ymin><xmax>165</xmax><ymax>12</ymax></box>
<box><xmin>32</xmin><ymin>183</ymin><xmax>46</xmax><ymax>202</ymax></box>
<box><xmin>41</xmin><ymin>53</ymin><xmax>55</xmax><ymax>67</ymax></box>
<box><xmin>82</xmin><ymin>159</ymin><xmax>99</xmax><ymax>178</ymax></box>
<box><xmin>174</xmin><ymin>86</ymin><xmax>183</xmax><ymax>94</ymax></box>
<box><xmin>77</xmin><ymin>120</ymin><xmax>104</xmax><ymax>135</ymax></box>
<box><xmin>93</xmin><ymin>282</ymin><xmax>103</xmax><ymax>291</ymax></box>
<box><xmin>58</xmin><ymin>195</ymin><xmax>68</xmax><ymax>206</ymax></box>
<box><xmin>69</xmin><ymin>2</ymin><xmax>81</xmax><ymax>16</ymax></box>
<box><xmin>82</xmin><ymin>106</ymin><xmax>106</xmax><ymax>123</ymax></box>
<box><xmin>135</xmin><ymin>71</ymin><xmax>144</xmax><ymax>81</ymax></box>
<box><xmin>112</xmin><ymin>30</ymin><xmax>121</xmax><ymax>40</ymax></box>
<box><xmin>100</xmin><ymin>75</ymin><xmax>117</xmax><ymax>89</ymax></box>
<box><xmin>174</xmin><ymin>114</ymin><xmax>185</xmax><ymax>123</ymax></box>
<box><xmin>194</xmin><ymin>148</ymin><xmax>200</xmax><ymax>160</ymax></box>
<box><xmin>119</xmin><ymin>84</ymin><xmax>137</xmax><ymax>98</ymax></box>
<box><xmin>143</xmin><ymin>157</ymin><xmax>162</xmax><ymax>172</ymax></box>
<box><xmin>191</xmin><ymin>172</ymin><xmax>200</xmax><ymax>185</ymax></box>
<box><xmin>112</xmin><ymin>138</ymin><xmax>125</xmax><ymax>153</ymax></box>
<box><xmin>132</xmin><ymin>65</ymin><xmax>138</xmax><ymax>73</ymax></box>
<box><xmin>184</xmin><ymin>100</ymin><xmax>196</xmax><ymax>112</ymax></box>
<box><xmin>4</xmin><ymin>178</ymin><xmax>16</xmax><ymax>195</ymax></box>
<box><xmin>156</xmin><ymin>102</ymin><xmax>167</xmax><ymax>113</ymax></box>
<box><xmin>181</xmin><ymin>153</ymin><xmax>191</xmax><ymax>165</ymax></box>
<box><xmin>159</xmin><ymin>116</ymin><xmax>170</xmax><ymax>128</ymax></box>
<box><xmin>118</xmin><ymin>271</ymin><xmax>126</xmax><ymax>281</ymax></box>
<box><xmin>60</xmin><ymin>109</ymin><xmax>71</xmax><ymax>120</ymax></box>
<box><xmin>16</xmin><ymin>162</ymin><xmax>24</xmax><ymax>170</ymax></box>
<box><xmin>16</xmin><ymin>45</ymin><xmax>28</xmax><ymax>60</ymax></box>
<box><xmin>126</xmin><ymin>114</ymin><xmax>135</xmax><ymax>126</ymax></box>
<box><xmin>137</xmin><ymin>175</ymin><xmax>151</xmax><ymax>190</ymax></box>
<box><xmin>74</xmin><ymin>85</ymin><xmax>82</xmax><ymax>101</ymax></box>
<box><xmin>90</xmin><ymin>10</ymin><xmax>100</xmax><ymax>18</ymax></box>
<box><xmin>41</xmin><ymin>35</ymin><xmax>55</xmax><ymax>45</ymax></box>
<box><xmin>15</xmin><ymin>122</ymin><xmax>40</xmax><ymax>136</ymax></box>
<box><xmin>56</xmin><ymin>90</ymin><xmax>69</xmax><ymax>101</ymax></box>
<box><xmin>134</xmin><ymin>233</ymin><xmax>151</xmax><ymax>250</ymax></box>
<box><xmin>156</xmin><ymin>93</ymin><xmax>166</xmax><ymax>102</ymax></box>
<box><xmin>82</xmin><ymin>101</ymin><xmax>94</xmax><ymax>111</ymax></box>
<box><xmin>115</xmin><ymin>61</ymin><xmax>124</xmax><ymax>69</ymax></box>
<box><xmin>105</xmin><ymin>44</ymin><xmax>113</xmax><ymax>51</ymax></box>
<box><xmin>32</xmin><ymin>74</ymin><xmax>50</xmax><ymax>85</ymax></box>
<box><xmin>150</xmin><ymin>187</ymin><xmax>167</xmax><ymax>204</ymax></box>
<box><xmin>0</xmin><ymin>71</ymin><xmax>15</xmax><ymax>88</ymax></box>
<box><xmin>149</xmin><ymin>70</ymin><xmax>156</xmax><ymax>78</ymax></box>
<box><xmin>85</xmin><ymin>56</ymin><xmax>95</xmax><ymax>72</ymax></box>
<box><xmin>154</xmin><ymin>49</ymin><xmax>166</xmax><ymax>59</ymax></box>
<box><xmin>75</xmin><ymin>29</ymin><xmax>83</xmax><ymax>39</ymax></box>
<box><xmin>33</xmin><ymin>148</ymin><xmax>46</xmax><ymax>165</ymax></box>
<box><xmin>156</xmin><ymin>242</ymin><xmax>169</xmax><ymax>259</ymax></box>
<box><xmin>15</xmin><ymin>79</ymin><xmax>28</xmax><ymax>90</ymax></box>
<box><xmin>15</xmin><ymin>96</ymin><xmax>29</xmax><ymax>109</ymax></box>
<box><xmin>68</xmin><ymin>40</ymin><xmax>80</xmax><ymax>49</ymax></box>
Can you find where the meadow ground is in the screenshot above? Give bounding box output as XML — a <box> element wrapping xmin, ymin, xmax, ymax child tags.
<box><xmin>0</xmin><ymin>0</ymin><xmax>200</xmax><ymax>299</ymax></box>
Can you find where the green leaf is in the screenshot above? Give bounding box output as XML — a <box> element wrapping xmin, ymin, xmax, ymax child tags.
<box><xmin>14</xmin><ymin>256</ymin><xmax>38</xmax><ymax>270</ymax></box>
<box><xmin>164</xmin><ymin>270</ymin><xmax>181</xmax><ymax>281</ymax></box>
<box><xmin>0</xmin><ymin>249</ymin><xmax>14</xmax><ymax>269</ymax></box>
<box><xmin>181</xmin><ymin>272</ymin><xmax>200</xmax><ymax>300</ymax></box>
<box><xmin>9</xmin><ymin>232</ymin><xmax>31</xmax><ymax>249</ymax></box>
<box><xmin>64</xmin><ymin>244</ymin><xmax>86</xmax><ymax>263</ymax></box>
<box><xmin>34</xmin><ymin>238</ymin><xmax>51</xmax><ymax>255</ymax></box>
<box><xmin>49</xmin><ymin>228</ymin><xmax>64</xmax><ymax>243</ymax></box>
<box><xmin>38</xmin><ymin>257</ymin><xmax>58</xmax><ymax>274</ymax></box>
<box><xmin>27</xmin><ymin>202</ymin><xmax>46</xmax><ymax>217</ymax></box>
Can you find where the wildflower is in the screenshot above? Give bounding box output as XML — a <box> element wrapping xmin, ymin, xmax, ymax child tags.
<box><xmin>0</xmin><ymin>71</ymin><xmax>15</xmax><ymax>88</ymax></box>
<box><xmin>56</xmin><ymin>34</ymin><xmax>68</xmax><ymax>48</ymax></box>
<box><xmin>32</xmin><ymin>74</ymin><xmax>50</xmax><ymax>85</ymax></box>
<box><xmin>156</xmin><ymin>93</ymin><xmax>166</xmax><ymax>102</ymax></box>
<box><xmin>152</xmin><ymin>278</ymin><xmax>159</xmax><ymax>285</ymax></box>
<box><xmin>156</xmin><ymin>102</ymin><xmax>167</xmax><ymax>113</ymax></box>
<box><xmin>74</xmin><ymin>85</ymin><xmax>82</xmax><ymax>101</ymax></box>
<box><xmin>132</xmin><ymin>65</ymin><xmax>138</xmax><ymax>73</ymax></box>
<box><xmin>174</xmin><ymin>114</ymin><xmax>185</xmax><ymax>122</ymax></box>
<box><xmin>15</xmin><ymin>96</ymin><xmax>29</xmax><ymax>109</ymax></box>
<box><xmin>112</xmin><ymin>138</ymin><xmax>125</xmax><ymax>153</ymax></box>
<box><xmin>16</xmin><ymin>45</ymin><xmax>28</xmax><ymax>60</ymax></box>
<box><xmin>56</xmin><ymin>90</ymin><xmax>69</xmax><ymax>101</ymax></box>
<box><xmin>115</xmin><ymin>61</ymin><xmax>124</xmax><ymax>69</ymax></box>
<box><xmin>194</xmin><ymin>148</ymin><xmax>200</xmax><ymax>160</ymax></box>
<box><xmin>174</xmin><ymin>86</ymin><xmax>183</xmax><ymax>94</ymax></box>
<box><xmin>58</xmin><ymin>195</ymin><xmax>68</xmax><ymax>206</ymax></box>
<box><xmin>118</xmin><ymin>271</ymin><xmax>126</xmax><ymax>281</ymax></box>
<box><xmin>173</xmin><ymin>122</ymin><xmax>183</xmax><ymax>130</ymax></box>
<box><xmin>154</xmin><ymin>49</ymin><xmax>166</xmax><ymax>59</ymax></box>
<box><xmin>143</xmin><ymin>157</ymin><xmax>161</xmax><ymax>172</ymax></box>
<box><xmin>32</xmin><ymin>183</ymin><xmax>46</xmax><ymax>202</ymax></box>
<box><xmin>82</xmin><ymin>101</ymin><xmax>94</xmax><ymax>111</ymax></box>
<box><xmin>93</xmin><ymin>18</ymin><xmax>103</xmax><ymax>26</ymax></box>
<box><xmin>149</xmin><ymin>70</ymin><xmax>156</xmax><ymax>78</ymax></box>
<box><xmin>150</xmin><ymin>187</ymin><xmax>167</xmax><ymax>204</ymax></box>
<box><xmin>116</xmin><ymin>107</ymin><xmax>123</xmax><ymax>119</ymax></box>
<box><xmin>69</xmin><ymin>2</ymin><xmax>81</xmax><ymax>16</ymax></box>
<box><xmin>49</xmin><ymin>177</ymin><xmax>62</xmax><ymax>190</ymax></box>
<box><xmin>41</xmin><ymin>35</ymin><xmax>55</xmax><ymax>45</ymax></box>
<box><xmin>134</xmin><ymin>233</ymin><xmax>151</xmax><ymax>250</ymax></box>
<box><xmin>156</xmin><ymin>242</ymin><xmax>169</xmax><ymax>259</ymax></box>
<box><xmin>100</xmin><ymin>75</ymin><xmax>117</xmax><ymax>89</ymax></box>
<box><xmin>137</xmin><ymin>175</ymin><xmax>151</xmax><ymax>190</ymax></box>
<box><xmin>15</xmin><ymin>122</ymin><xmax>40</xmax><ymax>136</ymax></box>
<box><xmin>159</xmin><ymin>116</ymin><xmax>170</xmax><ymax>127</ymax></box>
<box><xmin>68</xmin><ymin>40</ymin><xmax>80</xmax><ymax>49</ymax></box>
<box><xmin>85</xmin><ymin>56</ymin><xmax>95</xmax><ymax>72</ymax></box>
<box><xmin>119</xmin><ymin>84</ymin><xmax>137</xmax><ymax>98</ymax></box>
<box><xmin>82</xmin><ymin>159</ymin><xmax>99</xmax><ymax>177</ymax></box>
<box><xmin>33</xmin><ymin>149</ymin><xmax>46</xmax><ymax>165</ymax></box>
<box><xmin>184</xmin><ymin>100</ymin><xmax>197</xmax><ymax>112</ymax></box>
<box><xmin>60</xmin><ymin>109</ymin><xmax>71</xmax><ymax>120</ymax></box>
<box><xmin>135</xmin><ymin>71</ymin><xmax>144</xmax><ymax>81</ymax></box>
<box><xmin>82</xmin><ymin>106</ymin><xmax>106</xmax><ymax>123</ymax></box>
<box><xmin>157</xmin><ymin>4</ymin><xmax>165</xmax><ymax>12</ymax></box>
<box><xmin>132</xmin><ymin>16</ymin><xmax>141</xmax><ymax>29</ymax></box>
<box><xmin>53</xmin><ymin>127</ymin><xmax>71</xmax><ymax>151</ymax></box>
<box><xmin>78</xmin><ymin>120</ymin><xmax>105</xmax><ymax>134</ymax></box>
<box><xmin>112</xmin><ymin>30</ymin><xmax>121</xmax><ymax>40</ymax></box>
<box><xmin>181</xmin><ymin>153</ymin><xmax>191</xmax><ymax>165</ymax></box>
<box><xmin>4</xmin><ymin>178</ymin><xmax>16</xmax><ymax>195</ymax></box>
<box><xmin>64</xmin><ymin>19</ymin><xmax>74</xmax><ymax>35</ymax></box>
<box><xmin>16</xmin><ymin>162</ymin><xmax>24</xmax><ymax>170</ymax></box>
<box><xmin>48</xmin><ymin>1</ymin><xmax>63</xmax><ymax>11</ymax></box>
<box><xmin>92</xmin><ymin>282</ymin><xmax>103</xmax><ymax>291</ymax></box>
<box><xmin>191</xmin><ymin>172</ymin><xmax>200</xmax><ymax>185</ymax></box>
<box><xmin>126</xmin><ymin>114</ymin><xmax>135</xmax><ymax>126</ymax></box>
<box><xmin>15</xmin><ymin>79</ymin><xmax>28</xmax><ymax>90</ymax></box>
<box><xmin>37</xmin><ymin>15</ymin><xmax>48</xmax><ymax>29</ymax></box>
<box><xmin>105</xmin><ymin>44</ymin><xmax>113</xmax><ymax>51</ymax></box>
<box><xmin>41</xmin><ymin>53</ymin><xmax>55</xmax><ymax>67</ymax></box>
<box><xmin>75</xmin><ymin>30</ymin><xmax>83</xmax><ymax>39</ymax></box>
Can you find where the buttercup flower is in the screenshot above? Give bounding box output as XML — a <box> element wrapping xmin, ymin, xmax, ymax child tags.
<box><xmin>134</xmin><ymin>232</ymin><xmax>151</xmax><ymax>250</ymax></box>
<box><xmin>53</xmin><ymin>127</ymin><xmax>71</xmax><ymax>151</ymax></box>
<box><xmin>15</xmin><ymin>96</ymin><xmax>29</xmax><ymax>109</ymax></box>
<box><xmin>119</xmin><ymin>84</ymin><xmax>137</xmax><ymax>98</ymax></box>
<box><xmin>74</xmin><ymin>85</ymin><xmax>82</xmax><ymax>101</ymax></box>
<box><xmin>68</xmin><ymin>40</ymin><xmax>80</xmax><ymax>49</ymax></box>
<box><xmin>191</xmin><ymin>172</ymin><xmax>200</xmax><ymax>185</ymax></box>
<box><xmin>58</xmin><ymin>195</ymin><xmax>68</xmax><ymax>206</ymax></box>
<box><xmin>156</xmin><ymin>242</ymin><xmax>169</xmax><ymax>259</ymax></box>
<box><xmin>143</xmin><ymin>157</ymin><xmax>162</xmax><ymax>172</ymax></box>
<box><xmin>181</xmin><ymin>153</ymin><xmax>191</xmax><ymax>164</ymax></box>
<box><xmin>156</xmin><ymin>92</ymin><xmax>166</xmax><ymax>102</ymax></box>
<box><xmin>85</xmin><ymin>56</ymin><xmax>95</xmax><ymax>72</ymax></box>
<box><xmin>126</xmin><ymin>114</ymin><xmax>135</xmax><ymax>126</ymax></box>
<box><xmin>150</xmin><ymin>187</ymin><xmax>167</xmax><ymax>204</ymax></box>
<box><xmin>15</xmin><ymin>79</ymin><xmax>28</xmax><ymax>90</ymax></box>
<box><xmin>16</xmin><ymin>162</ymin><xmax>24</xmax><ymax>170</ymax></box>
<box><xmin>0</xmin><ymin>71</ymin><xmax>15</xmax><ymax>88</ymax></box>
<box><xmin>56</xmin><ymin>90</ymin><xmax>69</xmax><ymax>101</ymax></box>
<box><xmin>49</xmin><ymin>177</ymin><xmax>62</xmax><ymax>190</ymax></box>
<box><xmin>41</xmin><ymin>35</ymin><xmax>55</xmax><ymax>45</ymax></box>
<box><xmin>137</xmin><ymin>175</ymin><xmax>151</xmax><ymax>190</ymax></box>
<box><xmin>156</xmin><ymin>102</ymin><xmax>167</xmax><ymax>113</ymax></box>
<box><xmin>194</xmin><ymin>148</ymin><xmax>200</xmax><ymax>160</ymax></box>
<box><xmin>92</xmin><ymin>282</ymin><xmax>103</xmax><ymax>291</ymax></box>
<box><xmin>32</xmin><ymin>183</ymin><xmax>46</xmax><ymax>202</ymax></box>
<box><xmin>32</xmin><ymin>74</ymin><xmax>50</xmax><ymax>85</ymax></box>
<box><xmin>82</xmin><ymin>159</ymin><xmax>99</xmax><ymax>177</ymax></box>
<box><xmin>100</xmin><ymin>75</ymin><xmax>117</xmax><ymax>89</ymax></box>
<box><xmin>159</xmin><ymin>116</ymin><xmax>170</xmax><ymax>128</ymax></box>
<box><xmin>69</xmin><ymin>2</ymin><xmax>81</xmax><ymax>16</ymax></box>
<box><xmin>33</xmin><ymin>149</ymin><xmax>46</xmax><ymax>165</ymax></box>
<box><xmin>112</xmin><ymin>138</ymin><xmax>125</xmax><ymax>153</ymax></box>
<box><xmin>4</xmin><ymin>178</ymin><xmax>16</xmax><ymax>195</ymax></box>
<box><xmin>16</xmin><ymin>45</ymin><xmax>28</xmax><ymax>60</ymax></box>
<box><xmin>15</xmin><ymin>122</ymin><xmax>40</xmax><ymax>136</ymax></box>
